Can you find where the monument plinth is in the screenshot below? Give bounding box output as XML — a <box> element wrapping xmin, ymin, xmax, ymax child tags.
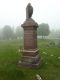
<box><xmin>20</xmin><ymin>3</ymin><xmax>40</xmax><ymax>67</ymax></box>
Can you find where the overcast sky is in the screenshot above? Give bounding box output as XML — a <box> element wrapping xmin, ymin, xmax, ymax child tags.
<box><xmin>0</xmin><ymin>0</ymin><xmax>60</xmax><ymax>30</ymax></box>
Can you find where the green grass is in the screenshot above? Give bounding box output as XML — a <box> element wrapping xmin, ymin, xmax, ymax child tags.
<box><xmin>0</xmin><ymin>39</ymin><xmax>60</xmax><ymax>80</ymax></box>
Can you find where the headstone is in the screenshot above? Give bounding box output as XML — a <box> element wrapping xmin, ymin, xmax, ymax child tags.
<box><xmin>19</xmin><ymin>3</ymin><xmax>40</xmax><ymax>68</ymax></box>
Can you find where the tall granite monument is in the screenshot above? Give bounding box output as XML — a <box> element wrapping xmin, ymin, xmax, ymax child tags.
<box><xmin>20</xmin><ymin>3</ymin><xmax>40</xmax><ymax>67</ymax></box>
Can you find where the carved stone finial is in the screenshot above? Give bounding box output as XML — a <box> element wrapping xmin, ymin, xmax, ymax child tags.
<box><xmin>26</xmin><ymin>3</ymin><xmax>33</xmax><ymax>19</ymax></box>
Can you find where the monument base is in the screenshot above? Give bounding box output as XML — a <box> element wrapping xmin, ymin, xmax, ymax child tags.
<box><xmin>18</xmin><ymin>49</ymin><xmax>40</xmax><ymax>68</ymax></box>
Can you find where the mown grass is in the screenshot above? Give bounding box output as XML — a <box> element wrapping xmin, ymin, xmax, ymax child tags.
<box><xmin>0</xmin><ymin>39</ymin><xmax>60</xmax><ymax>80</ymax></box>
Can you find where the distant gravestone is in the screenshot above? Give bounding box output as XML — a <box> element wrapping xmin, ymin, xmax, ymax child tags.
<box><xmin>19</xmin><ymin>3</ymin><xmax>40</xmax><ymax>68</ymax></box>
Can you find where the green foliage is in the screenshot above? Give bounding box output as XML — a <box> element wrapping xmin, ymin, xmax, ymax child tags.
<box><xmin>15</xmin><ymin>26</ymin><xmax>23</xmax><ymax>39</ymax></box>
<box><xmin>37</xmin><ymin>23</ymin><xmax>50</xmax><ymax>39</ymax></box>
<box><xmin>2</xmin><ymin>25</ymin><xmax>14</xmax><ymax>39</ymax></box>
<box><xmin>0</xmin><ymin>39</ymin><xmax>60</xmax><ymax>80</ymax></box>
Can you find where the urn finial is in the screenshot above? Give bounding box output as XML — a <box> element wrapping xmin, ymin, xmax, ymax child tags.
<box><xmin>26</xmin><ymin>3</ymin><xmax>33</xmax><ymax>19</ymax></box>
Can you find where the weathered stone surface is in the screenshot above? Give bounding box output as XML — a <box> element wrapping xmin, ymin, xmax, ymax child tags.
<box><xmin>21</xmin><ymin>49</ymin><xmax>39</xmax><ymax>56</ymax></box>
<box><xmin>21</xmin><ymin>18</ymin><xmax>38</xmax><ymax>27</ymax></box>
<box><xmin>19</xmin><ymin>3</ymin><xmax>40</xmax><ymax>68</ymax></box>
<box><xmin>26</xmin><ymin>3</ymin><xmax>33</xmax><ymax>19</ymax></box>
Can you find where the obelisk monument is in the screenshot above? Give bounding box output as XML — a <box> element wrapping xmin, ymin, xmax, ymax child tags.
<box><xmin>20</xmin><ymin>3</ymin><xmax>40</xmax><ymax>67</ymax></box>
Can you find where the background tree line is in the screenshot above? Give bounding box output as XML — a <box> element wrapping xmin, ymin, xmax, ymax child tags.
<box><xmin>0</xmin><ymin>23</ymin><xmax>60</xmax><ymax>40</ymax></box>
<box><xmin>37</xmin><ymin>23</ymin><xmax>50</xmax><ymax>39</ymax></box>
<box><xmin>0</xmin><ymin>25</ymin><xmax>23</xmax><ymax>40</ymax></box>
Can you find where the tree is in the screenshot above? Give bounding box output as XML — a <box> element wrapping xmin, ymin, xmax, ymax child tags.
<box><xmin>15</xmin><ymin>26</ymin><xmax>23</xmax><ymax>39</ymax></box>
<box><xmin>55</xmin><ymin>29</ymin><xmax>60</xmax><ymax>38</ymax></box>
<box><xmin>2</xmin><ymin>25</ymin><xmax>13</xmax><ymax>39</ymax></box>
<box><xmin>37</xmin><ymin>23</ymin><xmax>50</xmax><ymax>39</ymax></box>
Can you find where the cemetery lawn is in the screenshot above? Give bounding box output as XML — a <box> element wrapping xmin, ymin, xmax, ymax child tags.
<box><xmin>0</xmin><ymin>39</ymin><xmax>60</xmax><ymax>80</ymax></box>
